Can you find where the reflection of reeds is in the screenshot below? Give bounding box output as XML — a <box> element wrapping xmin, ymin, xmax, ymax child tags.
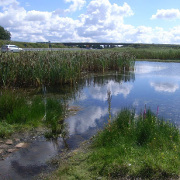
<box><xmin>107</xmin><ymin>90</ymin><xmax>112</xmax><ymax>132</ymax></box>
<box><xmin>44</xmin><ymin>98</ymin><xmax>66</xmax><ymax>139</ymax></box>
<box><xmin>0</xmin><ymin>51</ymin><xmax>135</xmax><ymax>87</ymax></box>
<box><xmin>107</xmin><ymin>90</ymin><xmax>112</xmax><ymax>122</ymax></box>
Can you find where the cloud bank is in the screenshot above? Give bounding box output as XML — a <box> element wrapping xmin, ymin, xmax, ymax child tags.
<box><xmin>65</xmin><ymin>0</ymin><xmax>86</xmax><ymax>12</ymax></box>
<box><xmin>151</xmin><ymin>9</ymin><xmax>180</xmax><ymax>20</ymax></box>
<box><xmin>0</xmin><ymin>0</ymin><xmax>180</xmax><ymax>43</ymax></box>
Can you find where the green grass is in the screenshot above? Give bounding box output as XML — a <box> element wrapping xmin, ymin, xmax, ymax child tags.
<box><xmin>0</xmin><ymin>90</ymin><xmax>65</xmax><ymax>138</ymax></box>
<box><xmin>0</xmin><ymin>50</ymin><xmax>135</xmax><ymax>87</ymax></box>
<box><xmin>49</xmin><ymin>109</ymin><xmax>180</xmax><ymax>179</ymax></box>
<box><xmin>110</xmin><ymin>45</ymin><xmax>180</xmax><ymax>60</ymax></box>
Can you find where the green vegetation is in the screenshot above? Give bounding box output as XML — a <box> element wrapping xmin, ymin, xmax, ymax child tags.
<box><xmin>49</xmin><ymin>109</ymin><xmax>180</xmax><ymax>179</ymax></box>
<box><xmin>0</xmin><ymin>50</ymin><xmax>135</xmax><ymax>87</ymax></box>
<box><xmin>44</xmin><ymin>98</ymin><xmax>67</xmax><ymax>139</ymax></box>
<box><xmin>0</xmin><ymin>90</ymin><xmax>65</xmax><ymax>138</ymax></box>
<box><xmin>0</xmin><ymin>26</ymin><xmax>11</xmax><ymax>40</ymax></box>
<box><xmin>1</xmin><ymin>43</ymin><xmax>180</xmax><ymax>179</ymax></box>
<box><xmin>110</xmin><ymin>45</ymin><xmax>180</xmax><ymax>60</ymax></box>
<box><xmin>0</xmin><ymin>40</ymin><xmax>66</xmax><ymax>48</ymax></box>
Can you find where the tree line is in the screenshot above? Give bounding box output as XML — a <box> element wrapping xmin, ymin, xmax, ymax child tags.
<box><xmin>0</xmin><ymin>26</ymin><xmax>11</xmax><ymax>40</ymax></box>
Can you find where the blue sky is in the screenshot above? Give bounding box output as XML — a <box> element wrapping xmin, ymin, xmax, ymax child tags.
<box><xmin>0</xmin><ymin>0</ymin><xmax>180</xmax><ymax>43</ymax></box>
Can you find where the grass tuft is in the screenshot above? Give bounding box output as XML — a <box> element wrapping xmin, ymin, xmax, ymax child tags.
<box><xmin>90</xmin><ymin>109</ymin><xmax>180</xmax><ymax>179</ymax></box>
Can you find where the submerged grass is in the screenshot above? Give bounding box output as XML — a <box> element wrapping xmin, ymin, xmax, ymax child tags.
<box><xmin>0</xmin><ymin>90</ymin><xmax>65</xmax><ymax>138</ymax></box>
<box><xmin>44</xmin><ymin>98</ymin><xmax>67</xmax><ymax>139</ymax></box>
<box><xmin>0</xmin><ymin>50</ymin><xmax>135</xmax><ymax>87</ymax></box>
<box><xmin>49</xmin><ymin>109</ymin><xmax>180</xmax><ymax>179</ymax></box>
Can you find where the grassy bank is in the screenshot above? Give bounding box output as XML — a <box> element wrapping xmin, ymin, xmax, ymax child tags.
<box><xmin>0</xmin><ymin>50</ymin><xmax>135</xmax><ymax>87</ymax></box>
<box><xmin>111</xmin><ymin>45</ymin><xmax>180</xmax><ymax>60</ymax></box>
<box><xmin>0</xmin><ymin>40</ymin><xmax>66</xmax><ymax>48</ymax></box>
<box><xmin>48</xmin><ymin>109</ymin><xmax>180</xmax><ymax>179</ymax></box>
<box><xmin>0</xmin><ymin>90</ymin><xmax>65</xmax><ymax>138</ymax></box>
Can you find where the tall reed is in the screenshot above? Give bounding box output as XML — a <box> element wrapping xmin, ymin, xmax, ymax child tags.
<box><xmin>0</xmin><ymin>50</ymin><xmax>135</xmax><ymax>87</ymax></box>
<box><xmin>111</xmin><ymin>46</ymin><xmax>180</xmax><ymax>60</ymax></box>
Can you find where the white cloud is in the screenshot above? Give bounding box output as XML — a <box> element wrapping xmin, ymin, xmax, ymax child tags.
<box><xmin>170</xmin><ymin>26</ymin><xmax>180</xmax><ymax>36</ymax></box>
<box><xmin>0</xmin><ymin>0</ymin><xmax>136</xmax><ymax>42</ymax></box>
<box><xmin>1</xmin><ymin>0</ymin><xmax>180</xmax><ymax>43</ymax></box>
<box><xmin>0</xmin><ymin>0</ymin><xmax>18</xmax><ymax>7</ymax></box>
<box><xmin>151</xmin><ymin>9</ymin><xmax>180</xmax><ymax>20</ymax></box>
<box><xmin>0</xmin><ymin>4</ymin><xmax>26</xmax><ymax>27</ymax></box>
<box><xmin>150</xmin><ymin>82</ymin><xmax>179</xmax><ymax>93</ymax></box>
<box><xmin>0</xmin><ymin>0</ymin><xmax>82</xmax><ymax>42</ymax></box>
<box><xmin>65</xmin><ymin>0</ymin><xmax>86</xmax><ymax>12</ymax></box>
<box><xmin>25</xmin><ymin>10</ymin><xmax>51</xmax><ymax>22</ymax></box>
<box><xmin>77</xmin><ymin>1</ymin><xmax>134</xmax><ymax>41</ymax></box>
<box><xmin>111</xmin><ymin>2</ymin><xmax>134</xmax><ymax>17</ymax></box>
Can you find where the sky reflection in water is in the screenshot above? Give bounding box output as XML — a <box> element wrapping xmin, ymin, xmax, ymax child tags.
<box><xmin>0</xmin><ymin>61</ymin><xmax>180</xmax><ymax>179</ymax></box>
<box><xmin>66</xmin><ymin>61</ymin><xmax>180</xmax><ymax>137</ymax></box>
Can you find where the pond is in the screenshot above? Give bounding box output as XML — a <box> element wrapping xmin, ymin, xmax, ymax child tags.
<box><xmin>66</xmin><ymin>61</ymin><xmax>180</xmax><ymax>139</ymax></box>
<box><xmin>0</xmin><ymin>61</ymin><xmax>180</xmax><ymax>179</ymax></box>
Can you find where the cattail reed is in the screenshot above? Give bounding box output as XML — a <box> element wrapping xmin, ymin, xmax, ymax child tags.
<box><xmin>0</xmin><ymin>50</ymin><xmax>135</xmax><ymax>87</ymax></box>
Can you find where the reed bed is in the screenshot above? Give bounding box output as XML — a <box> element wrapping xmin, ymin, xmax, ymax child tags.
<box><xmin>0</xmin><ymin>50</ymin><xmax>135</xmax><ymax>87</ymax></box>
<box><xmin>111</xmin><ymin>46</ymin><xmax>180</xmax><ymax>60</ymax></box>
<box><xmin>134</xmin><ymin>48</ymin><xmax>180</xmax><ymax>60</ymax></box>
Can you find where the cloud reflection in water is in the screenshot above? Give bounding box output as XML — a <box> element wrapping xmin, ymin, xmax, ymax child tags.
<box><xmin>67</xmin><ymin>106</ymin><xmax>108</xmax><ymax>135</ymax></box>
<box><xmin>135</xmin><ymin>64</ymin><xmax>167</xmax><ymax>74</ymax></box>
<box><xmin>150</xmin><ymin>82</ymin><xmax>179</xmax><ymax>93</ymax></box>
<box><xmin>67</xmin><ymin>78</ymin><xmax>134</xmax><ymax>135</ymax></box>
<box><xmin>89</xmin><ymin>80</ymin><xmax>133</xmax><ymax>101</ymax></box>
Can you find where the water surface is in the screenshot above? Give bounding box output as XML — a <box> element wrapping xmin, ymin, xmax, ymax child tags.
<box><xmin>0</xmin><ymin>61</ymin><xmax>180</xmax><ymax>179</ymax></box>
<box><xmin>67</xmin><ymin>61</ymin><xmax>180</xmax><ymax>138</ymax></box>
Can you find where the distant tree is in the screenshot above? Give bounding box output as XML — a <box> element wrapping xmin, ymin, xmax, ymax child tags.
<box><xmin>0</xmin><ymin>26</ymin><xmax>11</xmax><ymax>40</ymax></box>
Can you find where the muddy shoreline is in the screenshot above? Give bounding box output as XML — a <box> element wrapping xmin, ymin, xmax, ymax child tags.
<box><xmin>0</xmin><ymin>125</ymin><xmax>87</xmax><ymax>179</ymax></box>
<box><xmin>0</xmin><ymin>128</ymin><xmax>46</xmax><ymax>160</ymax></box>
<box><xmin>37</xmin><ymin>138</ymin><xmax>93</xmax><ymax>180</ymax></box>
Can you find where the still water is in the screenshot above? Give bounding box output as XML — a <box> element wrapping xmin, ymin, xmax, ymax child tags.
<box><xmin>0</xmin><ymin>61</ymin><xmax>180</xmax><ymax>179</ymax></box>
<box><xmin>67</xmin><ymin>60</ymin><xmax>180</xmax><ymax>138</ymax></box>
